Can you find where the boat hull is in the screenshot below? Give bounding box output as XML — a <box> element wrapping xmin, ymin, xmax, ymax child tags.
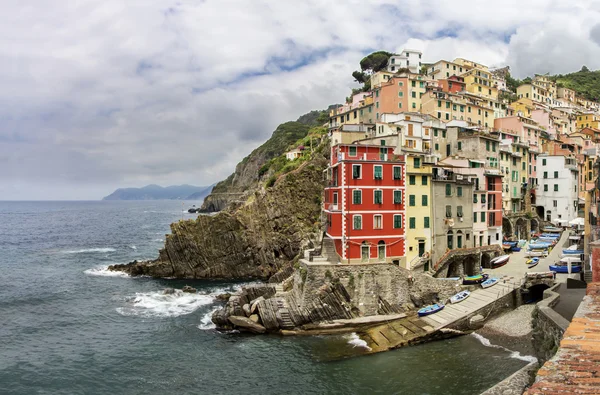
<box><xmin>490</xmin><ymin>255</ymin><xmax>510</xmax><ymax>268</ymax></box>
<box><xmin>549</xmin><ymin>265</ymin><xmax>582</xmax><ymax>273</ymax></box>
<box><xmin>481</xmin><ymin>279</ymin><xmax>499</xmax><ymax>288</ymax></box>
<box><xmin>418</xmin><ymin>304</ymin><xmax>445</xmax><ymax>316</ymax></box>
<box><xmin>462</xmin><ymin>274</ymin><xmax>489</xmax><ymax>285</ymax></box>
<box><xmin>450</xmin><ymin>291</ymin><xmax>471</xmax><ymax>304</ymax></box>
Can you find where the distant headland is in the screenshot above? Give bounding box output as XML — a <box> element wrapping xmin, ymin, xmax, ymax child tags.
<box><xmin>102</xmin><ymin>184</ymin><xmax>213</xmax><ymax>201</ymax></box>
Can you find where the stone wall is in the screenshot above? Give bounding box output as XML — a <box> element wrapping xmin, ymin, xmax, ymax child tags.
<box><xmin>295</xmin><ymin>261</ymin><xmax>460</xmax><ymax>316</ymax></box>
<box><xmin>531</xmin><ymin>283</ymin><xmax>570</xmax><ymax>363</ymax></box>
<box><xmin>480</xmin><ymin>361</ymin><xmax>539</xmax><ymax>395</ymax></box>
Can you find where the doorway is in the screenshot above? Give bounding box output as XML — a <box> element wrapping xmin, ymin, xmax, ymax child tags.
<box><xmin>418</xmin><ymin>241</ymin><xmax>425</xmax><ymax>257</ymax></box>
<box><xmin>361</xmin><ymin>242</ymin><xmax>369</xmax><ymax>263</ymax></box>
<box><xmin>377</xmin><ymin>241</ymin><xmax>386</xmax><ymax>262</ymax></box>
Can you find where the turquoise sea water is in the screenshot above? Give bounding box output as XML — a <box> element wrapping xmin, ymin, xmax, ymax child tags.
<box><xmin>0</xmin><ymin>201</ymin><xmax>529</xmax><ymax>395</ymax></box>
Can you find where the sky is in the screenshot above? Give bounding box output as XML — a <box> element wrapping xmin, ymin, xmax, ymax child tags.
<box><xmin>4</xmin><ymin>0</ymin><xmax>600</xmax><ymax>200</ymax></box>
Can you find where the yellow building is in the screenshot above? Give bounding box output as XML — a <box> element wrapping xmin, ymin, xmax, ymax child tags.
<box><xmin>421</xmin><ymin>91</ymin><xmax>494</xmax><ymax>127</ymax></box>
<box><xmin>462</xmin><ymin>68</ymin><xmax>498</xmax><ymax>100</ymax></box>
<box><xmin>403</xmin><ymin>153</ymin><xmax>433</xmax><ymax>270</ymax></box>
<box><xmin>427</xmin><ymin>60</ymin><xmax>468</xmax><ymax>80</ymax></box>
<box><xmin>512</xmin><ymin>98</ymin><xmax>535</xmax><ymax>118</ymax></box>
<box><xmin>577</xmin><ymin>112</ymin><xmax>600</xmax><ymax>130</ymax></box>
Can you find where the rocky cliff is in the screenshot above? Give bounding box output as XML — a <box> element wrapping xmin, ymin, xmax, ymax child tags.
<box><xmin>108</xmin><ymin>136</ymin><xmax>329</xmax><ymax>279</ymax></box>
<box><xmin>201</xmin><ymin>110</ymin><xmax>326</xmax><ymax>212</ymax></box>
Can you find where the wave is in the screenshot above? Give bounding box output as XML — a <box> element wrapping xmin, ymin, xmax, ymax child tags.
<box><xmin>345</xmin><ymin>333</ymin><xmax>371</xmax><ymax>351</ymax></box>
<box><xmin>198</xmin><ymin>307</ymin><xmax>220</xmax><ymax>330</ymax></box>
<box><xmin>116</xmin><ymin>289</ymin><xmax>214</xmax><ymax>318</ymax></box>
<box><xmin>471</xmin><ymin>333</ymin><xmax>537</xmax><ymax>363</ymax></box>
<box><xmin>64</xmin><ymin>247</ymin><xmax>116</xmax><ymax>254</ymax></box>
<box><xmin>84</xmin><ymin>265</ymin><xmax>130</xmax><ymax>278</ymax></box>
<box><xmin>129</xmin><ymin>245</ymin><xmax>137</xmax><ymax>250</ymax></box>
<box><xmin>153</xmin><ymin>239</ymin><xmax>164</xmax><ymax>242</ymax></box>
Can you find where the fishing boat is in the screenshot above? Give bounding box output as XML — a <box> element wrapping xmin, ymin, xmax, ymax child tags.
<box><xmin>490</xmin><ymin>255</ymin><xmax>510</xmax><ymax>268</ymax></box>
<box><xmin>542</xmin><ymin>226</ymin><xmax>562</xmax><ymax>233</ymax></box>
<box><xmin>527</xmin><ymin>257</ymin><xmax>540</xmax><ymax>269</ymax></box>
<box><xmin>418</xmin><ymin>303</ymin><xmax>445</xmax><ymax>317</ymax></box>
<box><xmin>562</xmin><ymin>245</ymin><xmax>583</xmax><ymax>255</ymax></box>
<box><xmin>528</xmin><ymin>242</ymin><xmax>552</xmax><ymax>250</ymax></box>
<box><xmin>481</xmin><ymin>278</ymin><xmax>499</xmax><ymax>288</ymax></box>
<box><xmin>502</xmin><ymin>243</ymin><xmax>512</xmax><ymax>250</ymax></box>
<box><xmin>462</xmin><ymin>273</ymin><xmax>489</xmax><ymax>285</ymax></box>
<box><xmin>525</xmin><ymin>250</ymin><xmax>547</xmax><ymax>257</ymax></box>
<box><xmin>450</xmin><ymin>290</ymin><xmax>471</xmax><ymax>304</ymax></box>
<box><xmin>510</xmin><ymin>246</ymin><xmax>521</xmax><ymax>252</ymax></box>
<box><xmin>549</xmin><ymin>264</ymin><xmax>582</xmax><ymax>273</ymax></box>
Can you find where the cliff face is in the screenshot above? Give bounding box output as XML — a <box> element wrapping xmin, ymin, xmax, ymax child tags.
<box><xmin>109</xmin><ymin>139</ymin><xmax>328</xmax><ymax>279</ymax></box>
<box><xmin>201</xmin><ymin>111</ymin><xmax>325</xmax><ymax>212</ymax></box>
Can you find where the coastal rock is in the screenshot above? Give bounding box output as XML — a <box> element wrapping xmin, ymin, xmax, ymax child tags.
<box><xmin>107</xmin><ymin>140</ymin><xmax>328</xmax><ymax>280</ymax></box>
<box><xmin>250</xmin><ymin>296</ymin><xmax>265</xmax><ymax>314</ymax></box>
<box><xmin>163</xmin><ymin>288</ymin><xmax>176</xmax><ymax>295</ymax></box>
<box><xmin>242</xmin><ymin>304</ymin><xmax>252</xmax><ymax>317</ymax></box>
<box><xmin>249</xmin><ymin>314</ymin><xmax>260</xmax><ymax>323</ymax></box>
<box><xmin>228</xmin><ymin>316</ymin><xmax>267</xmax><ymax>334</ymax></box>
<box><xmin>215</xmin><ymin>293</ymin><xmax>232</xmax><ymax>301</ymax></box>
<box><xmin>182</xmin><ymin>285</ymin><xmax>197</xmax><ymax>293</ymax></box>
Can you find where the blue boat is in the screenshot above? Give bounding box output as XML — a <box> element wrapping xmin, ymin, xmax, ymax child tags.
<box><xmin>550</xmin><ymin>265</ymin><xmax>582</xmax><ymax>273</ymax></box>
<box><xmin>562</xmin><ymin>248</ymin><xmax>583</xmax><ymax>255</ymax></box>
<box><xmin>418</xmin><ymin>303</ymin><xmax>445</xmax><ymax>317</ymax></box>
<box><xmin>527</xmin><ymin>257</ymin><xmax>540</xmax><ymax>269</ymax></box>
<box><xmin>450</xmin><ymin>290</ymin><xmax>471</xmax><ymax>304</ymax></box>
<box><xmin>481</xmin><ymin>278</ymin><xmax>499</xmax><ymax>288</ymax></box>
<box><xmin>462</xmin><ymin>273</ymin><xmax>489</xmax><ymax>285</ymax></box>
<box><xmin>529</xmin><ymin>242</ymin><xmax>552</xmax><ymax>250</ymax></box>
<box><xmin>510</xmin><ymin>246</ymin><xmax>521</xmax><ymax>252</ymax></box>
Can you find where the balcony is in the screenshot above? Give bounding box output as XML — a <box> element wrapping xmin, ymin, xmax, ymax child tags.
<box><xmin>324</xmin><ymin>203</ymin><xmax>339</xmax><ymax>211</ymax></box>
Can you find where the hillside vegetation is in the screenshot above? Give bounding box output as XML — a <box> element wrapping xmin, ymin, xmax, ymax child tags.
<box><xmin>552</xmin><ymin>67</ymin><xmax>600</xmax><ymax>102</ymax></box>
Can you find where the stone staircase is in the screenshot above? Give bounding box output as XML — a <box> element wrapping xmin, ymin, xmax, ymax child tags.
<box><xmin>321</xmin><ymin>237</ymin><xmax>339</xmax><ymax>263</ymax></box>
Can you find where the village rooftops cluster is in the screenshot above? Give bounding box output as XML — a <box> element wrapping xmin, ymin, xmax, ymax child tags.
<box><xmin>319</xmin><ymin>49</ymin><xmax>600</xmax><ymax>272</ymax></box>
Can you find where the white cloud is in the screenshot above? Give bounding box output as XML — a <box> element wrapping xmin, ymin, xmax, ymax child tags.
<box><xmin>2</xmin><ymin>0</ymin><xmax>600</xmax><ymax>199</ymax></box>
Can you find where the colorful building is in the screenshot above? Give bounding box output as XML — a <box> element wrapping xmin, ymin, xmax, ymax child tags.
<box><xmin>324</xmin><ymin>143</ymin><xmax>406</xmax><ymax>264</ymax></box>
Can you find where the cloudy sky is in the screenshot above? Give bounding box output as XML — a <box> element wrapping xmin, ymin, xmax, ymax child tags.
<box><xmin>3</xmin><ymin>0</ymin><xmax>600</xmax><ymax>200</ymax></box>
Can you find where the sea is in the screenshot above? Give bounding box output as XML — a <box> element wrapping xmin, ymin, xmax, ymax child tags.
<box><xmin>0</xmin><ymin>200</ymin><xmax>534</xmax><ymax>395</ymax></box>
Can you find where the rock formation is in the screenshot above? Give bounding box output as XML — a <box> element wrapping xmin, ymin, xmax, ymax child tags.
<box><xmin>108</xmin><ymin>138</ymin><xmax>328</xmax><ymax>279</ymax></box>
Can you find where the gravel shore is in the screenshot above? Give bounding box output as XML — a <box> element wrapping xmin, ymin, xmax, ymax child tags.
<box><xmin>475</xmin><ymin>304</ymin><xmax>537</xmax><ymax>356</ymax></box>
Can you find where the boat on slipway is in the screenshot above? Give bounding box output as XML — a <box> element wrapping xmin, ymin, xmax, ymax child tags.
<box><xmin>490</xmin><ymin>255</ymin><xmax>510</xmax><ymax>268</ymax></box>
<box><xmin>462</xmin><ymin>274</ymin><xmax>489</xmax><ymax>285</ymax></box>
<box><xmin>418</xmin><ymin>303</ymin><xmax>445</xmax><ymax>317</ymax></box>
<box><xmin>526</xmin><ymin>257</ymin><xmax>540</xmax><ymax>269</ymax></box>
<box><xmin>481</xmin><ymin>278</ymin><xmax>499</xmax><ymax>288</ymax></box>
<box><xmin>450</xmin><ymin>290</ymin><xmax>471</xmax><ymax>304</ymax></box>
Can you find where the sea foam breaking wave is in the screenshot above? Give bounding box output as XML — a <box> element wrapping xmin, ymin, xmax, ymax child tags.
<box><xmin>84</xmin><ymin>265</ymin><xmax>130</xmax><ymax>278</ymax></box>
<box><xmin>346</xmin><ymin>333</ymin><xmax>372</xmax><ymax>350</ymax></box>
<box><xmin>116</xmin><ymin>290</ymin><xmax>214</xmax><ymax>318</ymax></box>
<box><xmin>471</xmin><ymin>333</ymin><xmax>537</xmax><ymax>363</ymax></box>
<box><xmin>64</xmin><ymin>247</ymin><xmax>116</xmax><ymax>254</ymax></box>
<box><xmin>198</xmin><ymin>308</ymin><xmax>220</xmax><ymax>330</ymax></box>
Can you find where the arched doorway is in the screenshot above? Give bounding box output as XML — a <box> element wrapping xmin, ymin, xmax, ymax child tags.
<box><xmin>502</xmin><ymin>217</ymin><xmax>513</xmax><ymax>238</ymax></box>
<box><xmin>515</xmin><ymin>218</ymin><xmax>527</xmax><ymax>240</ymax></box>
<box><xmin>463</xmin><ymin>256</ymin><xmax>477</xmax><ymax>276</ymax></box>
<box><xmin>457</xmin><ymin>231</ymin><xmax>463</xmax><ymax>249</ymax></box>
<box><xmin>377</xmin><ymin>240</ymin><xmax>386</xmax><ymax>262</ymax></box>
<box><xmin>481</xmin><ymin>253</ymin><xmax>491</xmax><ymax>269</ymax></box>
<box><xmin>447</xmin><ymin>230</ymin><xmax>454</xmax><ymax>250</ymax></box>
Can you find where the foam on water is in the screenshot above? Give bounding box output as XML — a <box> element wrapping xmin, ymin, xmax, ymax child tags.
<box><xmin>471</xmin><ymin>333</ymin><xmax>537</xmax><ymax>363</ymax></box>
<box><xmin>116</xmin><ymin>289</ymin><xmax>214</xmax><ymax>318</ymax></box>
<box><xmin>64</xmin><ymin>247</ymin><xmax>116</xmax><ymax>254</ymax></box>
<box><xmin>84</xmin><ymin>265</ymin><xmax>130</xmax><ymax>278</ymax></box>
<box><xmin>198</xmin><ymin>308</ymin><xmax>220</xmax><ymax>330</ymax></box>
<box><xmin>346</xmin><ymin>333</ymin><xmax>371</xmax><ymax>350</ymax></box>
<box><xmin>129</xmin><ymin>245</ymin><xmax>137</xmax><ymax>250</ymax></box>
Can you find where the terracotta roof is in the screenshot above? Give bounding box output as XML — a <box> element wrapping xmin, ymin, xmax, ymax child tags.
<box><xmin>525</xmin><ymin>283</ymin><xmax>600</xmax><ymax>394</ymax></box>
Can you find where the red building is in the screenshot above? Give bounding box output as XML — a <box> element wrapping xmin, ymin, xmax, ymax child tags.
<box><xmin>486</xmin><ymin>173</ymin><xmax>503</xmax><ymax>229</ymax></box>
<box><xmin>438</xmin><ymin>75</ymin><xmax>466</xmax><ymax>94</ymax></box>
<box><xmin>324</xmin><ymin>143</ymin><xmax>406</xmax><ymax>263</ymax></box>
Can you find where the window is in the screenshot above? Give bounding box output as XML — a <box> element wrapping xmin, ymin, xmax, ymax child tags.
<box><xmin>374</xmin><ymin>165</ymin><xmax>383</xmax><ymax>180</ymax></box>
<box><xmin>458</xmin><ymin>141</ymin><xmax>462</xmax><ymax>150</ymax></box>
<box><xmin>543</xmin><ymin>171</ymin><xmax>547</xmax><ymax>179</ymax></box>
<box><xmin>353</xmin><ymin>215</ymin><xmax>362</xmax><ymax>230</ymax></box>
<box><xmin>457</xmin><ymin>186</ymin><xmax>463</xmax><ymax>197</ymax></box>
<box><xmin>553</xmin><ymin>200</ymin><xmax>558</xmax><ymax>207</ymax></box>
<box><xmin>554</xmin><ymin>184</ymin><xmax>558</xmax><ymax>191</ymax></box>
<box><xmin>442</xmin><ymin>130</ymin><xmax>447</xmax><ymax>138</ymax></box>
<box><xmin>352</xmin><ymin>165</ymin><xmax>361</xmax><ymax>179</ymax></box>
<box><xmin>412</xmin><ymin>81</ymin><xmax>416</xmax><ymax>87</ymax></box>
<box><xmin>422</xmin><ymin>176</ymin><xmax>428</xmax><ymax>185</ymax></box>
<box><xmin>438</xmin><ymin>100</ymin><xmax>442</xmax><ymax>107</ymax></box>
<box><xmin>409</xmin><ymin>217</ymin><xmax>416</xmax><ymax>229</ymax></box>
<box><xmin>544</xmin><ymin>185</ymin><xmax>548</xmax><ymax>191</ymax></box>
<box><xmin>398</xmin><ymin>91</ymin><xmax>403</xmax><ymax>97</ymax></box>
<box><xmin>473</xmin><ymin>194</ymin><xmax>478</xmax><ymax>203</ymax></box>
<box><xmin>374</xmin><ymin>190</ymin><xmax>383</xmax><ymax>204</ymax></box>
<box><xmin>424</xmin><ymin>217</ymin><xmax>430</xmax><ymax>228</ymax></box>
<box><xmin>434</xmin><ymin>129</ymin><xmax>438</xmax><ymax>137</ymax></box>
<box><xmin>353</xmin><ymin>190</ymin><xmax>362</xmax><ymax>204</ymax></box>
<box><xmin>492</xmin><ymin>143</ymin><xmax>496</xmax><ymax>152</ymax></box>
<box><xmin>435</xmin><ymin>143</ymin><xmax>439</xmax><ymax>150</ymax></box>
<box><xmin>445</xmin><ymin>205</ymin><xmax>452</xmax><ymax>217</ymax></box>
<box><xmin>409</xmin><ymin>175</ymin><xmax>416</xmax><ymax>185</ymax></box>
<box><xmin>393</xmin><ymin>215</ymin><xmax>402</xmax><ymax>229</ymax></box>
<box><xmin>481</xmin><ymin>194</ymin><xmax>486</xmax><ymax>203</ymax></box>
<box><xmin>349</xmin><ymin>146</ymin><xmax>357</xmax><ymax>156</ymax></box>
<box><xmin>412</xmin><ymin>102</ymin><xmax>416</xmax><ymax>109</ymax></box>
<box><xmin>409</xmin><ymin>195</ymin><xmax>415</xmax><ymax>206</ymax></box>
<box><xmin>457</xmin><ymin>205</ymin><xmax>463</xmax><ymax>217</ymax></box>
<box><xmin>414</xmin><ymin>157</ymin><xmax>421</xmax><ymax>168</ymax></box>
<box><xmin>422</xmin><ymin>195</ymin><xmax>428</xmax><ymax>206</ymax></box>
<box><xmin>398</xmin><ymin>102</ymin><xmax>402</xmax><ymax>109</ymax></box>
<box><xmin>542</xmin><ymin>159</ymin><xmax>546</xmax><ymax>166</ymax></box>
<box><xmin>445</xmin><ymin>183</ymin><xmax>452</xmax><ymax>196</ymax></box>
<box><xmin>393</xmin><ymin>166</ymin><xmax>402</xmax><ymax>180</ymax></box>
<box><xmin>411</xmin><ymin>91</ymin><xmax>416</xmax><ymax>98</ymax></box>
<box><xmin>474</xmin><ymin>212</ymin><xmax>477</xmax><ymax>222</ymax></box>
<box><xmin>374</xmin><ymin>215</ymin><xmax>382</xmax><ymax>229</ymax></box>
<box><xmin>486</xmin><ymin>141</ymin><xmax>490</xmax><ymax>151</ymax></box>
<box><xmin>554</xmin><ymin>171</ymin><xmax>558</xmax><ymax>178</ymax></box>
<box><xmin>481</xmin><ymin>212</ymin><xmax>485</xmax><ymax>222</ymax></box>
<box><xmin>394</xmin><ymin>190</ymin><xmax>402</xmax><ymax>204</ymax></box>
